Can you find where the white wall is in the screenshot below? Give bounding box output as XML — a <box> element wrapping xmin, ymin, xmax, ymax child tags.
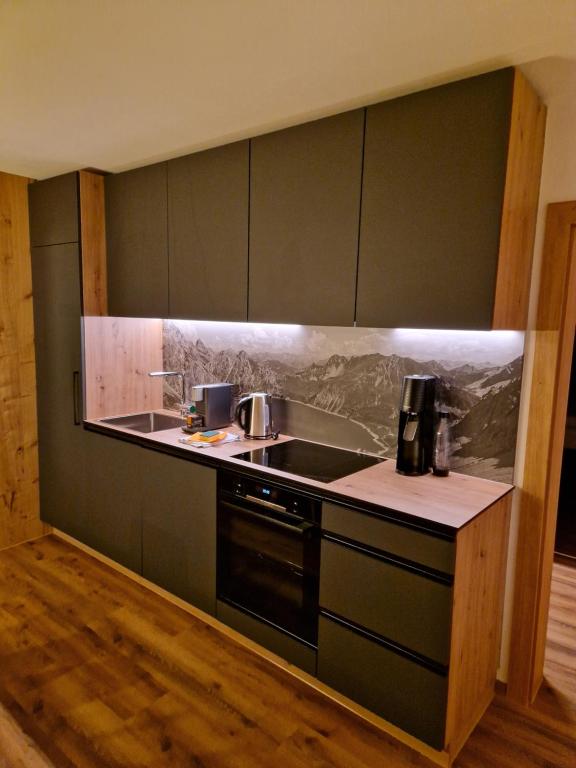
<box><xmin>1</xmin><ymin>2</ymin><xmax>574</xmax><ymax>179</ymax></box>
<box><xmin>499</xmin><ymin>55</ymin><xmax>576</xmax><ymax>680</ymax></box>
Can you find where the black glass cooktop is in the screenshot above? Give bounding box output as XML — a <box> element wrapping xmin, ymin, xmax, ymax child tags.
<box><xmin>231</xmin><ymin>439</ymin><xmax>385</xmax><ymax>484</ymax></box>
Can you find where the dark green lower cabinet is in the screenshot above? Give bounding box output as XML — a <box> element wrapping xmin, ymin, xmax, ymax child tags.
<box><xmin>141</xmin><ymin>451</ymin><xmax>216</xmax><ymax>616</ymax></box>
<box><xmin>81</xmin><ymin>432</ymin><xmax>143</xmax><ymax>574</ymax></box>
<box><xmin>320</xmin><ymin>538</ymin><xmax>452</xmax><ymax>666</ymax></box>
<box><xmin>317</xmin><ymin>615</ymin><xmax>447</xmax><ymax>749</ymax></box>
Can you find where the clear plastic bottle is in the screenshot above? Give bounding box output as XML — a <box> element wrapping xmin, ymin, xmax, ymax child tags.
<box><xmin>433</xmin><ymin>410</ymin><xmax>451</xmax><ymax>477</ymax></box>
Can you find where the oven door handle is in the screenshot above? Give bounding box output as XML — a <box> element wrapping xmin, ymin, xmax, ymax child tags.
<box><xmin>244</xmin><ymin>494</ymin><xmax>289</xmax><ymax>515</ymax></box>
<box><xmin>220</xmin><ymin>500</ymin><xmax>315</xmax><ymax>536</ymax></box>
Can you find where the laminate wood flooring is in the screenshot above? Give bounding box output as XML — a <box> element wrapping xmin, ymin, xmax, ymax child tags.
<box><xmin>0</xmin><ymin>536</ymin><xmax>574</xmax><ymax>768</ymax></box>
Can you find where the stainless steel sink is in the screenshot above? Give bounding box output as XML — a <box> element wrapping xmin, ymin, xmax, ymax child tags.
<box><xmin>100</xmin><ymin>412</ymin><xmax>184</xmax><ymax>433</ymax></box>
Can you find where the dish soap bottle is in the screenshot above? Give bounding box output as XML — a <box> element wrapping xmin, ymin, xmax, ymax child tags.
<box><xmin>433</xmin><ymin>410</ymin><xmax>451</xmax><ymax>477</ymax></box>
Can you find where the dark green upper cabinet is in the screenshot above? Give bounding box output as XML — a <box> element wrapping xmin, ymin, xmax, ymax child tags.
<box><xmin>249</xmin><ymin>110</ymin><xmax>364</xmax><ymax>325</ymax></box>
<box><xmin>105</xmin><ymin>162</ymin><xmax>169</xmax><ymax>318</ymax></box>
<box><xmin>29</xmin><ymin>173</ymin><xmax>78</xmax><ymax>247</ymax></box>
<box><xmin>100</xmin><ymin>68</ymin><xmax>543</xmax><ymax>328</ymax></box>
<box><xmin>167</xmin><ymin>141</ymin><xmax>249</xmax><ymax>321</ymax></box>
<box><xmin>356</xmin><ymin>68</ymin><xmax>516</xmax><ymax>330</ymax></box>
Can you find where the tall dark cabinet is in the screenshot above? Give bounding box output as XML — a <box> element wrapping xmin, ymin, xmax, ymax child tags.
<box><xmin>249</xmin><ymin>110</ymin><xmax>364</xmax><ymax>325</ymax></box>
<box><xmin>31</xmin><ymin>242</ymin><xmax>86</xmax><ymax>539</ymax></box>
<box><xmin>168</xmin><ymin>141</ymin><xmax>249</xmax><ymax>321</ymax></box>
<box><xmin>29</xmin><ymin>174</ymin><xmax>87</xmax><ymax>538</ymax></box>
<box><xmin>30</xmin><ymin>173</ymin><xmax>144</xmax><ymax>571</ymax></box>
<box><xmin>105</xmin><ymin>162</ymin><xmax>169</xmax><ymax>318</ymax></box>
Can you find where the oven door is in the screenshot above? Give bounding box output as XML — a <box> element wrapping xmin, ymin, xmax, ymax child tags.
<box><xmin>217</xmin><ymin>495</ymin><xmax>320</xmax><ymax>646</ymax></box>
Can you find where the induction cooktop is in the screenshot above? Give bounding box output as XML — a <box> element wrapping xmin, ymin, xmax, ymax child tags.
<box><xmin>231</xmin><ymin>439</ymin><xmax>385</xmax><ymax>484</ymax></box>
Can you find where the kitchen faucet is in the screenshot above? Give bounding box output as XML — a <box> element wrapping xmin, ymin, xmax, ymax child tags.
<box><xmin>148</xmin><ymin>371</ymin><xmax>186</xmax><ymax>413</ymax></box>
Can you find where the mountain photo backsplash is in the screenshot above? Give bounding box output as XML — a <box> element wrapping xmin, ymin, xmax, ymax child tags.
<box><xmin>163</xmin><ymin>321</ymin><xmax>525</xmax><ymax>482</ymax></box>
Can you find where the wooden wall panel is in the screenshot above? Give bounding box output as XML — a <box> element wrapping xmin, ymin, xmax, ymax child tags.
<box><xmin>0</xmin><ymin>172</ymin><xmax>48</xmax><ymax>550</ymax></box>
<box><xmin>492</xmin><ymin>69</ymin><xmax>547</xmax><ymax>329</ymax></box>
<box><xmin>445</xmin><ymin>494</ymin><xmax>512</xmax><ymax>760</ymax></box>
<box><xmin>79</xmin><ymin>170</ymin><xmax>108</xmax><ymax>316</ymax></box>
<box><xmin>508</xmin><ymin>202</ymin><xmax>576</xmax><ymax>703</ymax></box>
<box><xmin>83</xmin><ymin>316</ymin><xmax>163</xmax><ymax>419</ymax></box>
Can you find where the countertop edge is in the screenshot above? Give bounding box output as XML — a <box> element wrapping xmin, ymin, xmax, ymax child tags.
<box><xmin>83</xmin><ymin>419</ymin><xmax>513</xmax><ymax>537</ymax></box>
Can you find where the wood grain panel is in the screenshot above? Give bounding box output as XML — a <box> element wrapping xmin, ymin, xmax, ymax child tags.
<box><xmin>79</xmin><ymin>170</ymin><xmax>107</xmax><ymax>317</ymax></box>
<box><xmin>83</xmin><ymin>316</ymin><xmax>163</xmax><ymax>419</ymax></box>
<box><xmin>508</xmin><ymin>202</ymin><xmax>576</xmax><ymax>704</ymax></box>
<box><xmin>0</xmin><ymin>172</ymin><xmax>48</xmax><ymax>550</ymax></box>
<box><xmin>0</xmin><ymin>535</ymin><xmax>439</xmax><ymax>768</ymax></box>
<box><xmin>56</xmin><ymin>529</ymin><xmax>451</xmax><ymax>765</ymax></box>
<box><xmin>445</xmin><ymin>494</ymin><xmax>511</xmax><ymax>759</ymax></box>
<box><xmin>0</xmin><ymin>536</ymin><xmax>574</xmax><ymax>768</ymax></box>
<box><xmin>492</xmin><ymin>69</ymin><xmax>547</xmax><ymax>329</ymax></box>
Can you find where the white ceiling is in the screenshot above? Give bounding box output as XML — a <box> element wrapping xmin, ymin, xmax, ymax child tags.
<box><xmin>1</xmin><ymin>0</ymin><xmax>575</xmax><ymax>180</ymax></box>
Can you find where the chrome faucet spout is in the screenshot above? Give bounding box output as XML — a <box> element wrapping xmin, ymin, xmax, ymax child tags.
<box><xmin>148</xmin><ymin>371</ymin><xmax>186</xmax><ymax>409</ymax></box>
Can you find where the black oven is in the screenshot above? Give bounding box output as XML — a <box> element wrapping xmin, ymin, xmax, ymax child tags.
<box><xmin>217</xmin><ymin>470</ymin><xmax>321</xmax><ymax>647</ymax></box>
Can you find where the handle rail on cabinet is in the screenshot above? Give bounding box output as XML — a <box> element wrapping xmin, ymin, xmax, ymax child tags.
<box><xmin>73</xmin><ymin>370</ymin><xmax>81</xmax><ymax>425</ymax></box>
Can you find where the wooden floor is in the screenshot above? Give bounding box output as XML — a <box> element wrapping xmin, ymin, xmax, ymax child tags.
<box><xmin>0</xmin><ymin>536</ymin><xmax>574</xmax><ymax>768</ymax></box>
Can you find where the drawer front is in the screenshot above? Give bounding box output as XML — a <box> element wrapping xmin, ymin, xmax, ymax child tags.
<box><xmin>322</xmin><ymin>501</ymin><xmax>455</xmax><ymax>574</ymax></box>
<box><xmin>318</xmin><ymin>615</ymin><xmax>447</xmax><ymax>749</ymax></box>
<box><xmin>320</xmin><ymin>538</ymin><xmax>452</xmax><ymax>665</ymax></box>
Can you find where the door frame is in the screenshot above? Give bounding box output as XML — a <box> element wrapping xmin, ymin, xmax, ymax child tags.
<box><xmin>507</xmin><ymin>201</ymin><xmax>576</xmax><ymax>704</ymax></box>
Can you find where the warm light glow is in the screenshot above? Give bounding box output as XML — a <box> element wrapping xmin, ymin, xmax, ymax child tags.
<box><xmin>391</xmin><ymin>328</ymin><xmax>523</xmax><ymax>340</ymax></box>
<box><xmin>163</xmin><ymin>318</ymin><xmax>303</xmax><ymax>332</ymax></box>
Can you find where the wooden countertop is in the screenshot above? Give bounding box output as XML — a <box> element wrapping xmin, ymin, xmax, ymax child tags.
<box><xmin>85</xmin><ymin>413</ymin><xmax>513</xmax><ymax>533</ymax></box>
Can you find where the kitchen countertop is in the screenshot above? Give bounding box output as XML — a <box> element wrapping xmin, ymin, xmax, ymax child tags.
<box><xmin>84</xmin><ymin>412</ymin><xmax>513</xmax><ymax>534</ymax></box>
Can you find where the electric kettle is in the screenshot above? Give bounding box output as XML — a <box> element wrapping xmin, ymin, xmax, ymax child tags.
<box><xmin>235</xmin><ymin>392</ymin><xmax>278</xmax><ymax>439</ymax></box>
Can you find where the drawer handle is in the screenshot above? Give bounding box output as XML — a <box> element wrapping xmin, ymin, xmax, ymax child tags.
<box><xmin>322</xmin><ymin>533</ymin><xmax>453</xmax><ymax>585</ymax></box>
<box><xmin>320</xmin><ymin>610</ymin><xmax>448</xmax><ymax>676</ymax></box>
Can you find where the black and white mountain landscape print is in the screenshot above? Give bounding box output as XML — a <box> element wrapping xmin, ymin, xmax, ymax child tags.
<box><xmin>163</xmin><ymin>321</ymin><xmax>525</xmax><ymax>482</ymax></box>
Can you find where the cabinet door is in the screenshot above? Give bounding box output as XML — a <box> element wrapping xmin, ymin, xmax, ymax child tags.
<box><xmin>249</xmin><ymin>110</ymin><xmax>364</xmax><ymax>325</ymax></box>
<box><xmin>82</xmin><ymin>432</ymin><xmax>143</xmax><ymax>573</ymax></box>
<box><xmin>168</xmin><ymin>142</ymin><xmax>249</xmax><ymax>321</ymax></box>
<box><xmin>105</xmin><ymin>163</ymin><xmax>169</xmax><ymax>317</ymax></box>
<box><xmin>29</xmin><ymin>173</ymin><xmax>79</xmax><ymax>247</ymax></box>
<box><xmin>141</xmin><ymin>450</ymin><xmax>216</xmax><ymax>615</ymax></box>
<box><xmin>356</xmin><ymin>68</ymin><xmax>514</xmax><ymax>329</ymax></box>
<box><xmin>31</xmin><ymin>244</ymin><xmax>86</xmax><ymax>538</ymax></box>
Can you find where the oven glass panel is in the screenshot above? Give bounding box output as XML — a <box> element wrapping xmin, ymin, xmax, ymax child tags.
<box><xmin>217</xmin><ymin>498</ymin><xmax>319</xmax><ymax>645</ymax></box>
